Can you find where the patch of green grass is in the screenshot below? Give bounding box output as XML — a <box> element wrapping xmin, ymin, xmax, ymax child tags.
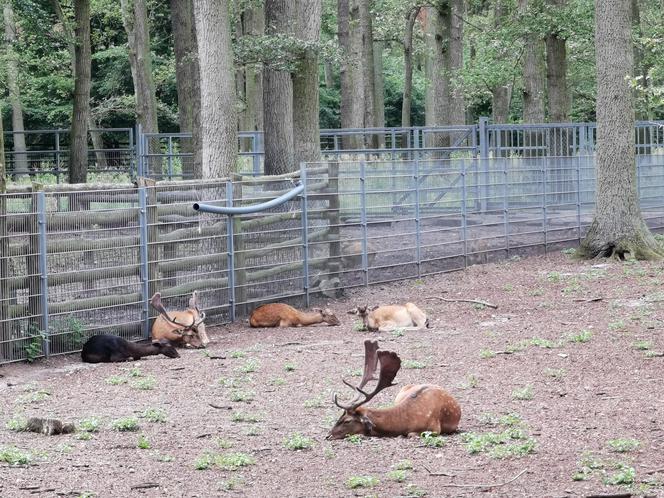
<box><xmin>405</xmin><ymin>484</ymin><xmax>427</xmax><ymax>497</ymax></box>
<box><xmin>229</xmin><ymin>390</ymin><xmax>255</xmax><ymax>403</ymax></box>
<box><xmin>607</xmin><ymin>438</ymin><xmax>640</xmax><ymax>453</ymax></box>
<box><xmin>130</xmin><ymin>377</ymin><xmax>156</xmax><ymax>390</ymax></box>
<box><xmin>568</xmin><ymin>329</ymin><xmax>592</xmax><ymax>343</ymax></box>
<box><xmin>529</xmin><ymin>337</ymin><xmax>556</xmax><ymax>349</ymax></box>
<box><xmin>530</xmin><ymin>288</ymin><xmax>544</xmax><ymax>296</ymax></box>
<box><xmin>76</xmin><ymin>432</ymin><xmax>93</xmax><ymax>441</ymax></box>
<box><xmin>137</xmin><ymin>435</ymin><xmax>151</xmax><ymax>449</ymax></box>
<box><xmin>394</xmin><ymin>459</ymin><xmax>414</xmax><ymax>470</ymax></box>
<box><xmin>472</xmin><ymin>302</ymin><xmax>486</xmax><ymax>310</ymax></box>
<box><xmin>105</xmin><ymin>375</ymin><xmax>127</xmax><ymax>386</ymax></box>
<box><xmin>345</xmin><ymin>434</ymin><xmax>363</xmax><ymax>444</ymax></box>
<box><xmin>217</xmin><ymin>438</ymin><xmax>233</xmax><ymax>449</ymax></box>
<box><xmin>511</xmin><ymin>385</ymin><xmax>534</xmax><ymax>400</ymax></box>
<box><xmin>546</xmin><ymin>271</ymin><xmax>562</xmax><ymax>283</ymax></box>
<box><xmin>141</xmin><ymin>408</ymin><xmax>167</xmax><ymax>423</ymax></box>
<box><xmin>0</xmin><ymin>446</ymin><xmax>32</xmax><ymax>466</ymax></box>
<box><xmin>78</xmin><ymin>417</ymin><xmax>101</xmax><ymax>432</ymax></box>
<box><xmin>352</xmin><ymin>321</ymin><xmax>365</xmax><ymax>332</ymax></box>
<box><xmin>284</xmin><ymin>362</ymin><xmax>296</xmax><ymax>372</ymax></box>
<box><xmin>214</xmin><ymin>452</ymin><xmax>256</xmax><ymax>470</ymax></box>
<box><xmin>323</xmin><ymin>447</ymin><xmax>335</xmax><ymax>459</ymax></box>
<box><xmin>462</xmin><ymin>428</ymin><xmax>535</xmax><ymax>459</ymax></box>
<box><xmin>392</xmin><ymin>328</ymin><xmax>405</xmax><ymax>337</ymax></box>
<box><xmin>244</xmin><ymin>427</ymin><xmax>261</xmax><ymax>436</ymax></box>
<box><xmin>111</xmin><ymin>417</ymin><xmax>140</xmax><ymax>432</ymax></box>
<box><xmin>420</xmin><ymin>431</ymin><xmax>445</xmax><ymax>448</ymax></box>
<box><xmin>231</xmin><ymin>412</ymin><xmax>261</xmax><ymax>423</ymax></box>
<box><xmin>403</xmin><ymin>359</ymin><xmax>426</xmax><ymax>369</ymax></box>
<box><xmin>194</xmin><ymin>454</ymin><xmax>212</xmax><ymax>470</ymax></box>
<box><xmin>229</xmin><ymin>350</ymin><xmax>246</xmax><ymax>359</ymax></box>
<box><xmin>608</xmin><ymin>320</ymin><xmax>627</xmax><ymax>332</ymax></box>
<box><xmin>5</xmin><ymin>416</ymin><xmax>28</xmax><ymax>432</ymax></box>
<box><xmin>16</xmin><ymin>388</ymin><xmax>51</xmax><ymax>404</ymax></box>
<box><xmin>603</xmin><ymin>463</ymin><xmax>636</xmax><ymax>486</ymax></box>
<box><xmin>633</xmin><ymin>340</ymin><xmax>652</xmax><ymax>351</ymax></box>
<box><xmin>387</xmin><ymin>469</ymin><xmax>407</xmax><ymax>482</ymax></box>
<box><xmin>561</xmin><ymin>247</ymin><xmax>576</xmax><ymax>256</ymax></box>
<box><xmin>460</xmin><ymin>374</ymin><xmax>479</xmax><ymax>389</ymax></box>
<box><xmin>283</xmin><ymin>433</ymin><xmax>314</xmax><ymax>451</ymax></box>
<box><xmin>480</xmin><ymin>349</ymin><xmax>496</xmax><ymax>359</ymax></box>
<box><xmin>346</xmin><ymin>368</ymin><xmax>363</xmax><ymax>377</ymax></box>
<box><xmin>239</xmin><ymin>359</ymin><xmax>259</xmax><ymax>374</ymax></box>
<box><xmin>347</xmin><ymin>476</ymin><xmax>379</xmax><ymax>489</ymax></box>
<box><xmin>128</xmin><ymin>367</ymin><xmax>142</xmax><ymax>377</ymax></box>
<box><xmin>219</xmin><ymin>478</ymin><xmax>243</xmax><ymax>491</ymax></box>
<box><xmin>156</xmin><ymin>453</ymin><xmax>175</xmax><ymax>462</ymax></box>
<box><xmin>271</xmin><ymin>377</ymin><xmax>287</xmax><ymax>386</ymax></box>
<box><xmin>303</xmin><ymin>396</ymin><xmax>325</xmax><ymax>409</ymax></box>
<box><xmin>544</xmin><ymin>368</ymin><xmax>566</xmax><ymax>379</ymax></box>
<box><xmin>505</xmin><ymin>341</ymin><xmax>528</xmax><ymax>353</ymax></box>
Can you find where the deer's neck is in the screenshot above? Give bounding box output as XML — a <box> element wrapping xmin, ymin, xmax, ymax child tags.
<box><xmin>127</xmin><ymin>342</ymin><xmax>161</xmax><ymax>358</ymax></box>
<box><xmin>297</xmin><ymin>311</ymin><xmax>324</xmax><ymax>326</ymax></box>
<box><xmin>359</xmin><ymin>404</ymin><xmax>411</xmax><ymax>437</ymax></box>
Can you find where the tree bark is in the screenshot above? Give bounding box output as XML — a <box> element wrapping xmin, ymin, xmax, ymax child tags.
<box><xmin>424</xmin><ymin>6</ymin><xmax>449</xmax><ymax>147</ymax></box>
<box><xmin>120</xmin><ymin>0</ymin><xmax>159</xmax><ymax>134</ymax></box>
<box><xmin>448</xmin><ymin>0</ymin><xmax>465</xmax><ymax>125</ymax></box>
<box><xmin>373</xmin><ymin>40</ymin><xmax>385</xmax><ymax>146</ymax></box>
<box><xmin>193</xmin><ymin>0</ymin><xmax>238</xmax><ymax>178</ymax></box>
<box><xmin>293</xmin><ymin>0</ymin><xmax>322</xmax><ymax>166</ymax></box>
<box><xmin>69</xmin><ymin>0</ymin><xmax>92</xmax><ymax>184</ymax></box>
<box><xmin>263</xmin><ymin>0</ymin><xmax>295</xmax><ymax>174</ymax></box>
<box><xmin>519</xmin><ymin>0</ymin><xmax>546</xmax><ymax>123</ymax></box>
<box><xmin>359</xmin><ymin>0</ymin><xmax>375</xmax><ymax>137</ymax></box>
<box><xmin>338</xmin><ymin>0</ymin><xmax>363</xmax><ymax>148</ymax></box>
<box><xmin>240</xmin><ymin>4</ymin><xmax>264</xmax><ymax>133</ymax></box>
<box><xmin>579</xmin><ymin>0</ymin><xmax>662</xmax><ymax>260</ymax></box>
<box><xmin>3</xmin><ymin>2</ymin><xmax>28</xmax><ymax>176</ymax></box>
<box><xmin>171</xmin><ymin>0</ymin><xmax>201</xmax><ymax>177</ymax></box>
<box><xmin>545</xmin><ymin>0</ymin><xmax>569</xmax><ymax>123</ymax></box>
<box><xmin>490</xmin><ymin>0</ymin><xmax>512</xmax><ymax>125</ymax></box>
<box><xmin>401</xmin><ymin>7</ymin><xmax>419</xmax><ymax>128</ymax></box>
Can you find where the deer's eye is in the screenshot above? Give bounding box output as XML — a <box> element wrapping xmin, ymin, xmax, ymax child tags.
<box><xmin>343</xmin><ymin>420</ymin><xmax>351</xmax><ymax>425</ymax></box>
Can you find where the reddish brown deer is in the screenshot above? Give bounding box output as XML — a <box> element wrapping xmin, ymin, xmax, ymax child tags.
<box><xmin>249</xmin><ymin>303</ymin><xmax>340</xmax><ymax>328</ymax></box>
<box><xmin>349</xmin><ymin>303</ymin><xmax>430</xmax><ymax>332</ymax></box>
<box><xmin>150</xmin><ymin>291</ymin><xmax>209</xmax><ymax>348</ymax></box>
<box><xmin>327</xmin><ymin>340</ymin><xmax>461</xmax><ymax>439</ymax></box>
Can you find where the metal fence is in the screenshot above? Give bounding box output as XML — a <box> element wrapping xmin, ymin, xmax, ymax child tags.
<box><xmin>3</xmin><ymin>151</ymin><xmax>664</xmax><ymax>363</ymax></box>
<box><xmin>5</xmin><ymin>120</ymin><xmax>663</xmax><ymax>180</ymax></box>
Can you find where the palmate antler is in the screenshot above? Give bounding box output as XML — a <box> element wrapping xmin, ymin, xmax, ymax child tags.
<box><xmin>150</xmin><ymin>292</ymin><xmax>197</xmax><ymax>329</ymax></box>
<box><xmin>334</xmin><ymin>340</ymin><xmax>401</xmax><ymax>411</ymax></box>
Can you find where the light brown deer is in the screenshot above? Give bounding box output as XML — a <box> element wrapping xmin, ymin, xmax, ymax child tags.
<box><xmin>249</xmin><ymin>303</ymin><xmax>340</xmax><ymax>328</ymax></box>
<box><xmin>349</xmin><ymin>303</ymin><xmax>430</xmax><ymax>332</ymax></box>
<box><xmin>150</xmin><ymin>291</ymin><xmax>209</xmax><ymax>348</ymax></box>
<box><xmin>327</xmin><ymin>340</ymin><xmax>461</xmax><ymax>439</ymax></box>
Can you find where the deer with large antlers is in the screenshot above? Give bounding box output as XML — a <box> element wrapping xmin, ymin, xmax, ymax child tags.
<box><xmin>327</xmin><ymin>340</ymin><xmax>461</xmax><ymax>439</ymax></box>
<box><xmin>150</xmin><ymin>291</ymin><xmax>209</xmax><ymax>348</ymax></box>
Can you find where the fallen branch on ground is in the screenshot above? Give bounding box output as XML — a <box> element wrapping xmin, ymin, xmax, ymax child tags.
<box><xmin>425</xmin><ymin>296</ymin><xmax>498</xmax><ymax>309</ymax></box>
<box><xmin>425</xmin><ymin>468</ymin><xmax>528</xmax><ymax>488</ymax></box>
<box><xmin>130</xmin><ymin>483</ymin><xmax>160</xmax><ymax>490</ymax></box>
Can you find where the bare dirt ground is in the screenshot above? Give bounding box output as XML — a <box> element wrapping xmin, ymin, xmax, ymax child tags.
<box><xmin>1</xmin><ymin>251</ymin><xmax>664</xmax><ymax>498</ymax></box>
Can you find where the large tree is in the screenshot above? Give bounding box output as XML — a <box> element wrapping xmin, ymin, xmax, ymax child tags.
<box><xmin>3</xmin><ymin>1</ymin><xmax>28</xmax><ymax>176</ymax></box>
<box><xmin>193</xmin><ymin>0</ymin><xmax>237</xmax><ymax>178</ymax></box>
<box><xmin>519</xmin><ymin>0</ymin><xmax>545</xmax><ymax>123</ymax></box>
<box><xmin>338</xmin><ymin>0</ymin><xmax>363</xmax><ymax>148</ymax></box>
<box><xmin>579</xmin><ymin>0</ymin><xmax>663</xmax><ymax>260</ymax></box>
<box><xmin>69</xmin><ymin>0</ymin><xmax>91</xmax><ymax>184</ymax></box>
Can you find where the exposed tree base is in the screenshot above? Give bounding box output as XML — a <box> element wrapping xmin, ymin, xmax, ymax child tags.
<box><xmin>578</xmin><ymin>223</ymin><xmax>664</xmax><ymax>261</ymax></box>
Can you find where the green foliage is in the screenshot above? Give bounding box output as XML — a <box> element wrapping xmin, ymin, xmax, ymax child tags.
<box><xmin>511</xmin><ymin>385</ymin><xmax>534</xmax><ymax>400</ymax></box>
<box><xmin>141</xmin><ymin>408</ymin><xmax>167</xmax><ymax>423</ymax></box>
<box><xmin>78</xmin><ymin>417</ymin><xmax>101</xmax><ymax>433</ymax></box>
<box><xmin>607</xmin><ymin>438</ymin><xmax>640</xmax><ymax>453</ymax></box>
<box><xmin>137</xmin><ymin>435</ymin><xmax>150</xmax><ymax>449</ymax></box>
<box><xmin>420</xmin><ymin>431</ymin><xmax>445</xmax><ymax>448</ymax></box>
<box><xmin>568</xmin><ymin>329</ymin><xmax>592</xmax><ymax>343</ymax></box>
<box><xmin>403</xmin><ymin>359</ymin><xmax>426</xmax><ymax>369</ymax></box>
<box><xmin>387</xmin><ymin>469</ymin><xmax>407</xmax><ymax>482</ymax></box>
<box><xmin>344</xmin><ymin>434</ymin><xmax>363</xmax><ymax>444</ymax></box>
<box><xmin>5</xmin><ymin>416</ymin><xmax>28</xmax><ymax>432</ymax></box>
<box><xmin>214</xmin><ymin>452</ymin><xmax>255</xmax><ymax>470</ymax></box>
<box><xmin>231</xmin><ymin>412</ymin><xmax>261</xmax><ymax>423</ymax></box>
<box><xmin>130</xmin><ymin>377</ymin><xmax>156</xmax><ymax>390</ymax></box>
<box><xmin>111</xmin><ymin>417</ymin><xmax>139</xmax><ymax>432</ymax></box>
<box><xmin>346</xmin><ymin>475</ymin><xmax>379</xmax><ymax>489</ymax></box>
<box><xmin>105</xmin><ymin>375</ymin><xmax>127</xmax><ymax>385</ymax></box>
<box><xmin>283</xmin><ymin>433</ymin><xmax>314</xmax><ymax>451</ymax></box>
<box><xmin>0</xmin><ymin>446</ymin><xmax>32</xmax><ymax>466</ymax></box>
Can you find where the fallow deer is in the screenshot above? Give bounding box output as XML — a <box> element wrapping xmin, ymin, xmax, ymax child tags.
<box><xmin>327</xmin><ymin>340</ymin><xmax>461</xmax><ymax>439</ymax></box>
<box><xmin>150</xmin><ymin>291</ymin><xmax>209</xmax><ymax>348</ymax></box>
<box><xmin>81</xmin><ymin>334</ymin><xmax>179</xmax><ymax>363</ymax></box>
<box><xmin>349</xmin><ymin>303</ymin><xmax>430</xmax><ymax>332</ymax></box>
<box><xmin>249</xmin><ymin>303</ymin><xmax>340</xmax><ymax>328</ymax></box>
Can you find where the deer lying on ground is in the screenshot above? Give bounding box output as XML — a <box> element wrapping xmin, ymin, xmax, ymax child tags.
<box><xmin>327</xmin><ymin>340</ymin><xmax>461</xmax><ymax>439</ymax></box>
<box><xmin>249</xmin><ymin>303</ymin><xmax>340</xmax><ymax>328</ymax></box>
<box><xmin>340</xmin><ymin>240</ymin><xmax>377</xmax><ymax>269</ymax></box>
<box><xmin>150</xmin><ymin>291</ymin><xmax>209</xmax><ymax>348</ymax></box>
<box><xmin>348</xmin><ymin>303</ymin><xmax>430</xmax><ymax>332</ymax></box>
<box><xmin>81</xmin><ymin>334</ymin><xmax>179</xmax><ymax>363</ymax></box>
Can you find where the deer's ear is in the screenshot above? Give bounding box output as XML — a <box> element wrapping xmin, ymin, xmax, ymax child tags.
<box><xmin>347</xmin><ymin>307</ymin><xmax>359</xmax><ymax>315</ymax></box>
<box><xmin>369</xmin><ymin>305</ymin><xmax>379</xmax><ymax>311</ymax></box>
<box><xmin>360</xmin><ymin>415</ymin><xmax>374</xmax><ymax>435</ymax></box>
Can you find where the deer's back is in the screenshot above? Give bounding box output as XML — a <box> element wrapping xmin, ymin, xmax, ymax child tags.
<box><xmin>394</xmin><ymin>384</ymin><xmax>461</xmax><ymax>434</ymax></box>
<box><xmin>249</xmin><ymin>303</ymin><xmax>298</xmax><ymax>327</ymax></box>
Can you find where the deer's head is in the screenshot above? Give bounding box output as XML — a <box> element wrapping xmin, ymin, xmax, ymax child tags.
<box><xmin>150</xmin><ymin>291</ymin><xmax>207</xmax><ymax>348</ymax></box>
<box><xmin>312</xmin><ymin>307</ymin><xmax>340</xmax><ymax>326</ymax></box>
<box><xmin>151</xmin><ymin>338</ymin><xmax>180</xmax><ymax>358</ymax></box>
<box><xmin>327</xmin><ymin>340</ymin><xmax>401</xmax><ymax>440</ymax></box>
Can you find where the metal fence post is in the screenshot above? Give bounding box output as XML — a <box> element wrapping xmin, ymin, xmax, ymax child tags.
<box><xmin>167</xmin><ymin>137</ymin><xmax>174</xmax><ymax>180</ymax></box>
<box><xmin>479</xmin><ymin>117</ymin><xmax>490</xmax><ymax>213</ymax></box>
<box><xmin>129</xmin><ymin>127</ymin><xmax>135</xmax><ymax>178</ymax></box>
<box><xmin>37</xmin><ymin>192</ymin><xmax>49</xmax><ymax>357</ymax></box>
<box><xmin>55</xmin><ymin>131</ymin><xmax>61</xmax><ymax>184</ymax></box>
<box><xmin>300</xmin><ymin>162</ymin><xmax>310</xmax><ymax>307</ymax></box>
<box><xmin>479</xmin><ymin>117</ymin><xmax>489</xmax><ymax>160</ymax></box>
<box><xmin>360</xmin><ymin>160</ymin><xmax>369</xmax><ymax>286</ymax></box>
<box><xmin>252</xmin><ymin>133</ymin><xmax>262</xmax><ymax>177</ymax></box>
<box><xmin>542</xmin><ymin>161</ymin><xmax>548</xmax><ymax>253</ymax></box>
<box><xmin>138</xmin><ymin>187</ymin><xmax>150</xmax><ymax>338</ymax></box>
<box><xmin>461</xmin><ymin>161</ymin><xmax>468</xmax><ymax>268</ymax></box>
<box><xmin>413</xmin><ymin>158</ymin><xmax>421</xmax><ymax>277</ymax></box>
<box><xmin>136</xmin><ymin>124</ymin><xmax>144</xmax><ymax>178</ymax></box>
<box><xmin>576</xmin><ymin>156</ymin><xmax>582</xmax><ymax>242</ymax></box>
<box><xmin>226</xmin><ymin>181</ymin><xmax>236</xmax><ymax>322</ymax></box>
<box><xmin>503</xmin><ymin>158</ymin><xmax>509</xmax><ymax>258</ymax></box>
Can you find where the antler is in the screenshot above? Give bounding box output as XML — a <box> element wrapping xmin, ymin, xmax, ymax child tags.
<box><xmin>150</xmin><ymin>292</ymin><xmax>195</xmax><ymax>328</ymax></box>
<box><xmin>188</xmin><ymin>291</ymin><xmax>206</xmax><ymax>321</ymax></box>
<box><xmin>334</xmin><ymin>340</ymin><xmax>401</xmax><ymax>411</ymax></box>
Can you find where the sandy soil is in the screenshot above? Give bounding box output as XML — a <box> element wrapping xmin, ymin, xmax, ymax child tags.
<box><xmin>1</xmin><ymin>251</ymin><xmax>663</xmax><ymax>498</ymax></box>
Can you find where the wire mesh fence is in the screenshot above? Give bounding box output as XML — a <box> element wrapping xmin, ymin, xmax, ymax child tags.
<box><xmin>2</xmin><ymin>151</ymin><xmax>664</xmax><ymax>363</ymax></box>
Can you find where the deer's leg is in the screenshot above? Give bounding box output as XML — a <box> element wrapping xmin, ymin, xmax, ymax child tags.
<box><xmin>109</xmin><ymin>352</ymin><xmax>129</xmax><ymax>362</ymax></box>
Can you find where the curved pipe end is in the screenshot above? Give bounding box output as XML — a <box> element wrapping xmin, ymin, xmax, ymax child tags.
<box><xmin>193</xmin><ymin>203</ymin><xmax>201</xmax><ymax>211</ymax></box>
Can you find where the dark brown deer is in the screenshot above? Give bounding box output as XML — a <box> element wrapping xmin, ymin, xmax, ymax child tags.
<box><xmin>327</xmin><ymin>340</ymin><xmax>461</xmax><ymax>439</ymax></box>
<box><xmin>249</xmin><ymin>303</ymin><xmax>340</xmax><ymax>328</ymax></box>
<box><xmin>150</xmin><ymin>291</ymin><xmax>209</xmax><ymax>348</ymax></box>
<box><xmin>81</xmin><ymin>334</ymin><xmax>179</xmax><ymax>363</ymax></box>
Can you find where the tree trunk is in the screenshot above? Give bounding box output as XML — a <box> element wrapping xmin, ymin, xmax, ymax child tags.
<box><xmin>491</xmin><ymin>0</ymin><xmax>512</xmax><ymax>125</ymax></box>
<box><xmin>424</xmin><ymin>6</ymin><xmax>449</xmax><ymax>147</ymax></box>
<box><xmin>338</xmin><ymin>0</ymin><xmax>363</xmax><ymax>149</ymax></box>
<box><xmin>373</xmin><ymin>40</ymin><xmax>385</xmax><ymax>146</ymax></box>
<box><xmin>401</xmin><ymin>8</ymin><xmax>419</xmax><ymax>128</ymax></box>
<box><xmin>263</xmin><ymin>0</ymin><xmax>295</xmax><ymax>175</ymax></box>
<box><xmin>546</xmin><ymin>0</ymin><xmax>569</xmax><ymax>124</ymax></box>
<box><xmin>519</xmin><ymin>0</ymin><xmax>546</xmax><ymax>123</ymax></box>
<box><xmin>69</xmin><ymin>0</ymin><xmax>92</xmax><ymax>184</ymax></box>
<box><xmin>579</xmin><ymin>0</ymin><xmax>662</xmax><ymax>261</ymax></box>
<box><xmin>359</xmin><ymin>0</ymin><xmax>375</xmax><ymax>139</ymax></box>
<box><xmin>193</xmin><ymin>0</ymin><xmax>238</xmax><ymax>178</ymax></box>
<box><xmin>448</xmin><ymin>0</ymin><xmax>465</xmax><ymax>125</ymax></box>
<box><xmin>293</xmin><ymin>0</ymin><xmax>322</xmax><ymax>166</ymax></box>
<box><xmin>3</xmin><ymin>2</ymin><xmax>28</xmax><ymax>176</ymax></box>
<box><xmin>240</xmin><ymin>4</ymin><xmax>264</xmax><ymax>133</ymax></box>
<box><xmin>324</xmin><ymin>60</ymin><xmax>334</xmax><ymax>88</ymax></box>
<box><xmin>120</xmin><ymin>0</ymin><xmax>159</xmax><ymax>134</ymax></box>
<box><xmin>171</xmin><ymin>0</ymin><xmax>201</xmax><ymax>177</ymax></box>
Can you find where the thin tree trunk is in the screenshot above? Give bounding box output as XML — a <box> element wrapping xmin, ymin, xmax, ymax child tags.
<box><xmin>424</xmin><ymin>6</ymin><xmax>449</xmax><ymax>147</ymax></box>
<box><xmin>359</xmin><ymin>0</ymin><xmax>375</xmax><ymax>142</ymax></box>
<box><xmin>240</xmin><ymin>5</ymin><xmax>264</xmax><ymax>134</ymax></box>
<box><xmin>69</xmin><ymin>0</ymin><xmax>91</xmax><ymax>184</ymax></box>
<box><xmin>373</xmin><ymin>40</ymin><xmax>385</xmax><ymax>146</ymax></box>
<box><xmin>491</xmin><ymin>0</ymin><xmax>512</xmax><ymax>125</ymax></box>
<box><xmin>401</xmin><ymin>8</ymin><xmax>419</xmax><ymax>128</ymax></box>
<box><xmin>339</xmin><ymin>0</ymin><xmax>363</xmax><ymax>149</ymax></box>
<box><xmin>120</xmin><ymin>0</ymin><xmax>159</xmax><ymax>134</ymax></box>
<box><xmin>546</xmin><ymin>0</ymin><xmax>569</xmax><ymax>124</ymax></box>
<box><xmin>263</xmin><ymin>0</ymin><xmax>295</xmax><ymax>174</ymax></box>
<box><xmin>519</xmin><ymin>0</ymin><xmax>545</xmax><ymax>123</ymax></box>
<box><xmin>171</xmin><ymin>0</ymin><xmax>201</xmax><ymax>177</ymax></box>
<box><xmin>448</xmin><ymin>0</ymin><xmax>465</xmax><ymax>125</ymax></box>
<box><xmin>3</xmin><ymin>2</ymin><xmax>28</xmax><ymax>176</ymax></box>
<box><xmin>579</xmin><ymin>0</ymin><xmax>662</xmax><ymax>260</ymax></box>
<box><xmin>193</xmin><ymin>0</ymin><xmax>238</xmax><ymax>178</ymax></box>
<box><xmin>293</xmin><ymin>0</ymin><xmax>322</xmax><ymax>166</ymax></box>
<box><xmin>324</xmin><ymin>60</ymin><xmax>334</xmax><ymax>88</ymax></box>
